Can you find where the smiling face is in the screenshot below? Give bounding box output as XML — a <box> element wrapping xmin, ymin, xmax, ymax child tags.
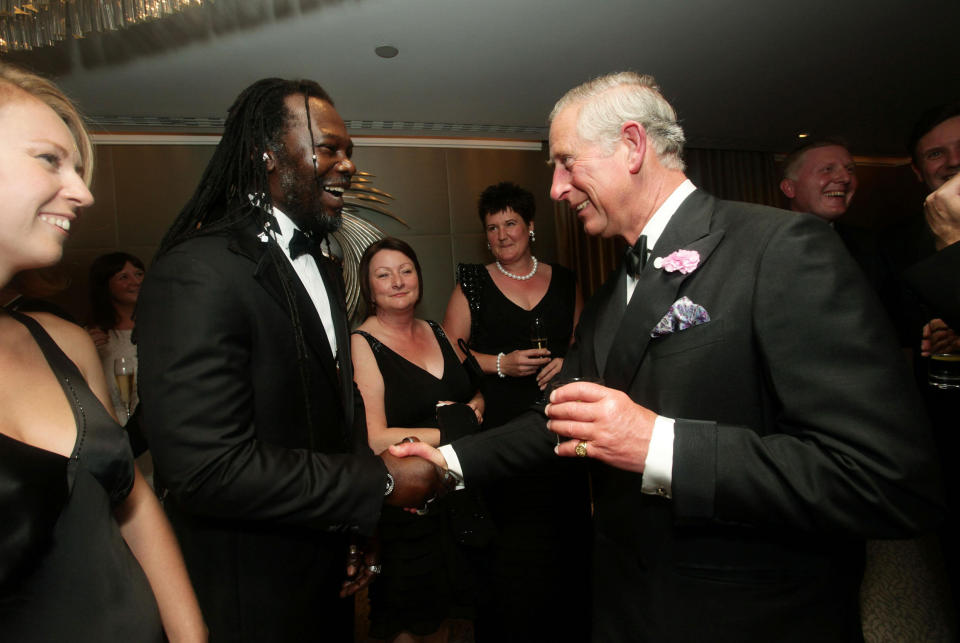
<box><xmin>913</xmin><ymin>115</ymin><xmax>960</xmax><ymax>192</ymax></box>
<box><xmin>108</xmin><ymin>261</ymin><xmax>144</xmax><ymax>307</ymax></box>
<box><xmin>369</xmin><ymin>248</ymin><xmax>420</xmax><ymax>312</ymax></box>
<box><xmin>0</xmin><ymin>94</ymin><xmax>93</xmax><ymax>280</ymax></box>
<box><xmin>781</xmin><ymin>145</ymin><xmax>857</xmax><ymax>222</ymax></box>
<box><xmin>270</xmin><ymin>94</ymin><xmax>355</xmax><ymax>235</ymax></box>
<box><xmin>549</xmin><ymin>104</ymin><xmax>630</xmax><ymax>239</ymax></box>
<box><xmin>484</xmin><ymin>208</ymin><xmax>533</xmax><ymax>265</ymax></box>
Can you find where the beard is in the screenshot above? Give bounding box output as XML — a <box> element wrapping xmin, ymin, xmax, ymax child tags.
<box><xmin>275</xmin><ymin>163</ymin><xmax>342</xmax><ymax>236</ymax></box>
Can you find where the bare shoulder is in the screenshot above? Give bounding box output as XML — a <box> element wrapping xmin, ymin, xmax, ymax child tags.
<box><xmin>23</xmin><ymin>312</ymin><xmax>100</xmax><ymax>374</ymax></box>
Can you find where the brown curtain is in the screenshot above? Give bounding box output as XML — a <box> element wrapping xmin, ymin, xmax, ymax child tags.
<box><xmin>554</xmin><ymin>148</ymin><xmax>778</xmax><ymax>300</ymax></box>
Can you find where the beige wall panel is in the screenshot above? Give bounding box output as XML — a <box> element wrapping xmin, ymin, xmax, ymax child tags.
<box><xmin>111</xmin><ymin>145</ymin><xmax>214</xmax><ymax>247</ymax></box>
<box><xmin>451</xmin><ymin>232</ymin><xmax>490</xmax><ymax>269</ymax></box>
<box><xmin>350</xmin><ymin>146</ymin><xmax>449</xmax><ymax>237</ymax></box>
<box><xmin>393</xmin><ymin>234</ymin><xmax>455</xmax><ymax>325</ymax></box>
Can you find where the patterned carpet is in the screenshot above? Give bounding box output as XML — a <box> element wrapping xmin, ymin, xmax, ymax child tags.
<box><xmin>860</xmin><ymin>535</ymin><xmax>956</xmax><ymax>642</ymax></box>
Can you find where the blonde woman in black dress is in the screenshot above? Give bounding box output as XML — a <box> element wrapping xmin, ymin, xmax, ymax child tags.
<box><xmin>0</xmin><ymin>64</ymin><xmax>205</xmax><ymax>642</ymax></box>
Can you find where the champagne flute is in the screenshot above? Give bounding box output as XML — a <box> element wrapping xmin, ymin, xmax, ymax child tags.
<box><xmin>530</xmin><ymin>316</ymin><xmax>548</xmax><ymax>351</ymax></box>
<box><xmin>114</xmin><ymin>356</ymin><xmax>135</xmax><ymax>420</ymax></box>
<box><xmin>531</xmin><ymin>316</ymin><xmax>550</xmax><ymax>403</ymax></box>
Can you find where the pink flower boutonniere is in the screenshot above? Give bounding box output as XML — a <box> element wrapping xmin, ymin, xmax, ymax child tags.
<box><xmin>653</xmin><ymin>249</ymin><xmax>700</xmax><ymax>274</ymax></box>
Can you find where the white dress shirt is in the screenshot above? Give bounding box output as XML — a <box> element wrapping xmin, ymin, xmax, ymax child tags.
<box><xmin>270</xmin><ymin>208</ymin><xmax>338</xmax><ymax>357</ymax></box>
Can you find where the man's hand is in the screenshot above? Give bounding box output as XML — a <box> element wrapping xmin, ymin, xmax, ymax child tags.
<box><xmin>339</xmin><ymin>538</ymin><xmax>379</xmax><ymax>598</ymax></box>
<box><xmin>536</xmin><ymin>357</ymin><xmax>564</xmax><ymax>390</ymax></box>
<box><xmin>921</xmin><ymin>318</ymin><xmax>960</xmax><ymax>356</ymax></box>
<box><xmin>379</xmin><ymin>450</ymin><xmax>442</xmax><ymax>508</ymax></box>
<box><xmin>546</xmin><ymin>381</ymin><xmax>657</xmax><ymax>473</ymax></box>
<box><xmin>388</xmin><ymin>440</ymin><xmax>448</xmax><ymax>470</ymax></box>
<box><xmin>924</xmin><ymin>172</ymin><xmax>960</xmax><ymax>249</ymax></box>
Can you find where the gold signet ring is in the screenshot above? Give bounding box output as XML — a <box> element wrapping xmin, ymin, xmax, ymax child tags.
<box><xmin>575</xmin><ymin>440</ymin><xmax>588</xmax><ymax>458</ymax></box>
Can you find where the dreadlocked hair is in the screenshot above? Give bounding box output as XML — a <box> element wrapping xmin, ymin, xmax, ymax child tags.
<box><xmin>156</xmin><ymin>77</ymin><xmax>333</xmax><ymax>257</ymax></box>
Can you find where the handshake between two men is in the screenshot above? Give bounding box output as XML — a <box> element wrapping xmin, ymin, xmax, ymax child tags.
<box><xmin>378</xmin><ymin>436</ymin><xmax>462</xmax><ymax>509</ymax></box>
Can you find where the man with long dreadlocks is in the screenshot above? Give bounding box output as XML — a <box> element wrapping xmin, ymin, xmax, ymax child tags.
<box><xmin>136</xmin><ymin>78</ymin><xmax>444</xmax><ymax>641</ymax></box>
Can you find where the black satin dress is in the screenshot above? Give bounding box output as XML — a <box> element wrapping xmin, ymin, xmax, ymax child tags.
<box><xmin>0</xmin><ymin>312</ymin><xmax>162</xmax><ymax>642</ymax></box>
<box><xmin>457</xmin><ymin>263</ymin><xmax>593</xmax><ymax>642</ymax></box>
<box><xmin>354</xmin><ymin>320</ymin><xmax>483</xmax><ymax>639</ymax></box>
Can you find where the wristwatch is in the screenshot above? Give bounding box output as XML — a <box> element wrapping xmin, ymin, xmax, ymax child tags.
<box><xmin>384</xmin><ymin>473</ymin><xmax>395</xmax><ymax>497</ymax></box>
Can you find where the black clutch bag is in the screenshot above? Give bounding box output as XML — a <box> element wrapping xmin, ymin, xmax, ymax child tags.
<box><xmin>436</xmin><ymin>402</ymin><xmax>480</xmax><ymax>444</ymax></box>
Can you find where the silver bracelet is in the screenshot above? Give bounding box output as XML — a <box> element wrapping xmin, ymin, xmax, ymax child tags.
<box><xmin>496</xmin><ymin>352</ymin><xmax>506</xmax><ymax>378</ymax></box>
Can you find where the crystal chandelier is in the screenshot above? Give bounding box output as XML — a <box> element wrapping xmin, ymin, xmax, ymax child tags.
<box><xmin>1</xmin><ymin>0</ymin><xmax>205</xmax><ymax>52</ymax></box>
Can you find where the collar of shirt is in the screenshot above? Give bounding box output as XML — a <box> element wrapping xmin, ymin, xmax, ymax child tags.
<box><xmin>269</xmin><ymin>207</ymin><xmax>298</xmax><ymax>257</ymax></box>
<box><xmin>627</xmin><ymin>179</ymin><xmax>697</xmax><ymax>301</ymax></box>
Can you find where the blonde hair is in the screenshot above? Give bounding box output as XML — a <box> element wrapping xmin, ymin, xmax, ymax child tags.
<box><xmin>0</xmin><ymin>63</ymin><xmax>93</xmax><ymax>185</ymax></box>
<box><xmin>550</xmin><ymin>71</ymin><xmax>686</xmax><ymax>171</ymax></box>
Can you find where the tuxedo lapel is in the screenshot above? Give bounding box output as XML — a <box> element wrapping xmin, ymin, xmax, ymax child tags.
<box><xmin>315</xmin><ymin>255</ymin><xmax>356</xmax><ymax>428</ymax></box>
<box><xmin>232</xmin><ymin>225</ymin><xmax>342</xmax><ymax>393</ymax></box>
<box><xmin>603</xmin><ymin>190</ymin><xmax>725</xmax><ymax>392</ymax></box>
<box><xmin>594</xmin><ymin>266</ymin><xmax>628</xmax><ymax>376</ymax></box>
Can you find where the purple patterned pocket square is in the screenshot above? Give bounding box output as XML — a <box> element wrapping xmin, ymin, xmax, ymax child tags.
<box><xmin>651</xmin><ymin>296</ymin><xmax>710</xmax><ymax>337</ymax></box>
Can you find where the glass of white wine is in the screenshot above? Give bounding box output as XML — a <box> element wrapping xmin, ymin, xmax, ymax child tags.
<box><xmin>114</xmin><ymin>356</ymin><xmax>135</xmax><ymax>420</ymax></box>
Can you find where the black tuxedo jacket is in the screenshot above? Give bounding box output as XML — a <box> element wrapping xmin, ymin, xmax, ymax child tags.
<box><xmin>904</xmin><ymin>241</ymin><xmax>960</xmax><ymax>331</ymax></box>
<box><xmin>137</xmin><ymin>211</ymin><xmax>386</xmax><ymax>641</ymax></box>
<box><xmin>454</xmin><ymin>191</ymin><xmax>942</xmax><ymax>642</ymax></box>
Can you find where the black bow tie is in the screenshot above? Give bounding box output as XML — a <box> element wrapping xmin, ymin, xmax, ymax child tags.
<box><xmin>289</xmin><ymin>229</ymin><xmax>317</xmax><ymax>260</ymax></box>
<box><xmin>624</xmin><ymin>234</ymin><xmax>648</xmax><ymax>278</ymax></box>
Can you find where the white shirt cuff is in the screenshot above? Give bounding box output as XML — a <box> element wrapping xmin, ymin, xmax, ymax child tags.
<box><xmin>641</xmin><ymin>415</ymin><xmax>675</xmax><ymax>498</ymax></box>
<box><xmin>438</xmin><ymin>444</ymin><xmax>465</xmax><ymax>490</ymax></box>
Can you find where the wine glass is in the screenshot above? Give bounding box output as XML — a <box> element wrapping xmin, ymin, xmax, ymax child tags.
<box><xmin>545</xmin><ymin>376</ymin><xmax>605</xmax><ymax>444</ymax></box>
<box><xmin>114</xmin><ymin>356</ymin><xmax>135</xmax><ymax>420</ymax></box>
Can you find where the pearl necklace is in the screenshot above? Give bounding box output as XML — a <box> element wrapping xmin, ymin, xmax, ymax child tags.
<box><xmin>496</xmin><ymin>256</ymin><xmax>539</xmax><ymax>281</ymax></box>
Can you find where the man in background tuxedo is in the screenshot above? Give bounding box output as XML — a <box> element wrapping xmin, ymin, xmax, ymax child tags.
<box><xmin>137</xmin><ymin>78</ymin><xmax>441</xmax><ymax>641</ymax></box>
<box><xmin>396</xmin><ymin>72</ymin><xmax>942</xmax><ymax>641</ymax></box>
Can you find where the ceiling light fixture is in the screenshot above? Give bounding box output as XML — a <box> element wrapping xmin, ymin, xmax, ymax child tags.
<box><xmin>374</xmin><ymin>45</ymin><xmax>398</xmax><ymax>59</ymax></box>
<box><xmin>1</xmin><ymin>0</ymin><xmax>204</xmax><ymax>53</ymax></box>
<box><xmin>797</xmin><ymin>132</ymin><xmax>809</xmax><ymax>139</ymax></box>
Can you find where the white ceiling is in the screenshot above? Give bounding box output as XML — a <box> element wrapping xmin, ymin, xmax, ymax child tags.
<box><xmin>5</xmin><ymin>0</ymin><xmax>958</xmax><ymax>156</ymax></box>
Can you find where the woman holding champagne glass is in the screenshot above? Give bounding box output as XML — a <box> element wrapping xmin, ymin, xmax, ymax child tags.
<box><xmin>87</xmin><ymin>252</ymin><xmax>144</xmax><ymax>424</ymax></box>
<box><xmin>442</xmin><ymin>182</ymin><xmax>591</xmax><ymax>642</ymax></box>
<box><xmin>0</xmin><ymin>63</ymin><xmax>205</xmax><ymax>641</ymax></box>
<box><xmin>86</xmin><ymin>252</ymin><xmax>145</xmax><ymax>422</ymax></box>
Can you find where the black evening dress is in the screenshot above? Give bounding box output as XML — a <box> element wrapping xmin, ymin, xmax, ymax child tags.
<box><xmin>354</xmin><ymin>320</ymin><xmax>485</xmax><ymax>639</ymax></box>
<box><xmin>0</xmin><ymin>312</ymin><xmax>163</xmax><ymax>642</ymax></box>
<box><xmin>457</xmin><ymin>263</ymin><xmax>593</xmax><ymax>642</ymax></box>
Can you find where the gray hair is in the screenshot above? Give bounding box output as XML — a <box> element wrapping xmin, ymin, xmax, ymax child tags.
<box><xmin>549</xmin><ymin>71</ymin><xmax>686</xmax><ymax>171</ymax></box>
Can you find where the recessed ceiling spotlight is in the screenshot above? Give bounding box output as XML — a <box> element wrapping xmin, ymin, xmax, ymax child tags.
<box><xmin>375</xmin><ymin>45</ymin><xmax>399</xmax><ymax>59</ymax></box>
<box><xmin>797</xmin><ymin>132</ymin><xmax>809</xmax><ymax>139</ymax></box>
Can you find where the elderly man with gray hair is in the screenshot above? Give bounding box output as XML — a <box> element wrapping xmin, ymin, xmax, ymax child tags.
<box><xmin>393</xmin><ymin>71</ymin><xmax>942</xmax><ymax>642</ymax></box>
